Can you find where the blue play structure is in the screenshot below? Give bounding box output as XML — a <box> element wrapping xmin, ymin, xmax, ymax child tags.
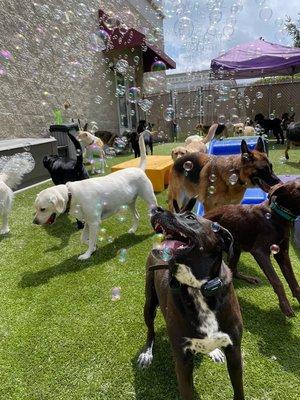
<box><xmin>196</xmin><ymin>136</ymin><xmax>268</xmax><ymax>216</ymax></box>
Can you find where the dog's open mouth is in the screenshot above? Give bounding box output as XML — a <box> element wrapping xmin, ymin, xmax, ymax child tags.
<box><xmin>154</xmin><ymin>222</ymin><xmax>192</xmax><ymax>252</ymax></box>
<box><xmin>46</xmin><ymin>213</ymin><xmax>56</xmax><ymax>225</ymax></box>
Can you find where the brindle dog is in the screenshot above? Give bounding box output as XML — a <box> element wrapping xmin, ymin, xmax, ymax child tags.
<box><xmin>205</xmin><ymin>179</ymin><xmax>300</xmax><ymax>317</ymax></box>
<box><xmin>168</xmin><ymin>137</ymin><xmax>280</xmax><ymax>213</ymax></box>
<box><xmin>138</xmin><ymin>200</ymin><xmax>244</xmax><ymax>400</ymax></box>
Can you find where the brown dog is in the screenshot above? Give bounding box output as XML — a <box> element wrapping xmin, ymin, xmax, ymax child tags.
<box><xmin>171</xmin><ymin>146</ymin><xmax>188</xmax><ymax>161</ymax></box>
<box><xmin>168</xmin><ymin>137</ymin><xmax>281</xmax><ymax>213</ymax></box>
<box><xmin>138</xmin><ymin>200</ymin><xmax>244</xmax><ymax>400</ymax></box>
<box><xmin>205</xmin><ymin>179</ymin><xmax>300</xmax><ymax>317</ymax></box>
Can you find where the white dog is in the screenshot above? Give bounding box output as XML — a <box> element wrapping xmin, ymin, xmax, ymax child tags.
<box><xmin>33</xmin><ymin>133</ymin><xmax>157</xmax><ymax>260</ymax></box>
<box><xmin>0</xmin><ymin>152</ymin><xmax>35</xmax><ymax>234</ymax></box>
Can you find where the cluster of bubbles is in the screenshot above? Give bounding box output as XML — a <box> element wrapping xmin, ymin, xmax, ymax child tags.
<box><xmin>0</xmin><ymin>152</ymin><xmax>35</xmax><ymax>188</ymax></box>
<box><xmin>270</xmin><ymin>244</ymin><xmax>280</xmax><ymax>255</ymax></box>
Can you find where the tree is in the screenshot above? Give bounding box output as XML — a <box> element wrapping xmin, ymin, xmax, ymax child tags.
<box><xmin>285</xmin><ymin>15</ymin><xmax>300</xmax><ymax>47</ymax></box>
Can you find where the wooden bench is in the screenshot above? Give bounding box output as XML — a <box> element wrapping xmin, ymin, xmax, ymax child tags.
<box><xmin>111</xmin><ymin>155</ymin><xmax>173</xmax><ymax>192</ymax></box>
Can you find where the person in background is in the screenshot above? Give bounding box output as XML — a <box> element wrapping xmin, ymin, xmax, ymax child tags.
<box><xmin>172</xmin><ymin>119</ymin><xmax>178</xmax><ymax>142</ymax></box>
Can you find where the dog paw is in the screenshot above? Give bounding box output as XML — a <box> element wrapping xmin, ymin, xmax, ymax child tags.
<box><xmin>137</xmin><ymin>349</ymin><xmax>153</xmax><ymax>369</ymax></box>
<box><xmin>0</xmin><ymin>227</ymin><xmax>10</xmax><ymax>235</ymax></box>
<box><xmin>78</xmin><ymin>253</ymin><xmax>91</xmax><ymax>260</ymax></box>
<box><xmin>208</xmin><ymin>348</ymin><xmax>225</xmax><ymax>363</ymax></box>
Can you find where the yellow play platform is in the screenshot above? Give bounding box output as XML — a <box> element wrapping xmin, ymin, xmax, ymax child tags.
<box><xmin>111</xmin><ymin>155</ymin><xmax>173</xmax><ymax>192</ymax></box>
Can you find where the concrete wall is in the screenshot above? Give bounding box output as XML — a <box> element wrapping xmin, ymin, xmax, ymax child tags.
<box><xmin>0</xmin><ymin>0</ymin><xmax>163</xmax><ymax>139</ymax></box>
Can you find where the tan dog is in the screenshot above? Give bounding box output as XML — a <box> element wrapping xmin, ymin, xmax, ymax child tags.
<box><xmin>168</xmin><ymin>137</ymin><xmax>281</xmax><ymax>213</ymax></box>
<box><xmin>77</xmin><ymin>124</ymin><xmax>104</xmax><ymax>173</ymax></box>
<box><xmin>171</xmin><ymin>124</ymin><xmax>221</xmax><ymax>161</ymax></box>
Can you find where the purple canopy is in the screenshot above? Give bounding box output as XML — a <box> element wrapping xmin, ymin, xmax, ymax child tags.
<box><xmin>211</xmin><ymin>38</ymin><xmax>300</xmax><ymax>79</ymax></box>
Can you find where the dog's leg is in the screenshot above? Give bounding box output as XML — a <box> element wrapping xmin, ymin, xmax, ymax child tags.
<box><xmin>0</xmin><ymin>210</ymin><xmax>10</xmax><ymax>235</ymax></box>
<box><xmin>81</xmin><ymin>223</ymin><xmax>89</xmax><ymax>245</ymax></box>
<box><xmin>285</xmin><ymin>140</ymin><xmax>290</xmax><ymax>160</ymax></box>
<box><xmin>274</xmin><ymin>241</ymin><xmax>300</xmax><ymax>303</ymax></box>
<box><xmin>128</xmin><ymin>202</ymin><xmax>139</xmax><ymax>234</ymax></box>
<box><xmin>230</xmin><ymin>247</ymin><xmax>260</xmax><ymax>285</ymax></box>
<box><xmin>78</xmin><ymin>222</ymin><xmax>98</xmax><ymax>260</ymax></box>
<box><xmin>137</xmin><ymin>271</ymin><xmax>158</xmax><ymax>369</ymax></box>
<box><xmin>224</xmin><ymin>345</ymin><xmax>245</xmax><ymax>400</ymax></box>
<box><xmin>173</xmin><ymin>349</ymin><xmax>196</xmax><ymax>400</ymax></box>
<box><xmin>252</xmin><ymin>250</ymin><xmax>295</xmax><ymax>317</ymax></box>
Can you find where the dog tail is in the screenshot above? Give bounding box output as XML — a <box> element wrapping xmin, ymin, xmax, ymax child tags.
<box><xmin>202</xmin><ymin>123</ymin><xmax>218</xmax><ymax>144</ymax></box>
<box><xmin>138</xmin><ymin>131</ymin><xmax>147</xmax><ymax>170</ymax></box>
<box><xmin>0</xmin><ymin>152</ymin><xmax>35</xmax><ymax>189</ymax></box>
<box><xmin>67</xmin><ymin>132</ymin><xmax>83</xmax><ymax>168</ymax></box>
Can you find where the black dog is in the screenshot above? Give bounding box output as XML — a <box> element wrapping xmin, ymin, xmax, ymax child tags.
<box><xmin>130</xmin><ymin>120</ymin><xmax>153</xmax><ymax>158</ymax></box>
<box><xmin>43</xmin><ymin>132</ymin><xmax>89</xmax><ymax>229</ymax></box>
<box><xmin>138</xmin><ymin>199</ymin><xmax>244</xmax><ymax>400</ymax></box>
<box><xmin>43</xmin><ymin>132</ymin><xmax>89</xmax><ymax>185</ymax></box>
<box><xmin>255</xmin><ymin>113</ymin><xmax>284</xmax><ymax>144</ymax></box>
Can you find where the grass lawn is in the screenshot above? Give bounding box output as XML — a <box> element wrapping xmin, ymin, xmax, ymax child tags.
<box><xmin>0</xmin><ymin>141</ymin><xmax>299</xmax><ymax>400</ymax></box>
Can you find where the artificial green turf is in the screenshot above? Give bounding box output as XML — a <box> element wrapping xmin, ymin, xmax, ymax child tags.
<box><xmin>0</xmin><ymin>141</ymin><xmax>299</xmax><ymax>400</ymax></box>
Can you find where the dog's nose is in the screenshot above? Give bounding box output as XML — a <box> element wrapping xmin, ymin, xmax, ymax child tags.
<box><xmin>33</xmin><ymin>218</ymin><xmax>39</xmax><ymax>225</ymax></box>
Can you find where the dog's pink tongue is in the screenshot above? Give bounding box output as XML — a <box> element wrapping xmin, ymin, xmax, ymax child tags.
<box><xmin>163</xmin><ymin>240</ymin><xmax>185</xmax><ymax>250</ymax></box>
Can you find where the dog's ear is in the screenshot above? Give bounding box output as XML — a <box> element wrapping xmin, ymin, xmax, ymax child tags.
<box><xmin>181</xmin><ymin>197</ymin><xmax>197</xmax><ymax>213</ymax></box>
<box><xmin>49</xmin><ymin>193</ymin><xmax>65</xmax><ymax>214</ymax></box>
<box><xmin>83</xmin><ymin>123</ymin><xmax>88</xmax><ymax>131</ymax></box>
<box><xmin>255</xmin><ymin>137</ymin><xmax>265</xmax><ymax>153</ymax></box>
<box><xmin>240</xmin><ymin>139</ymin><xmax>251</xmax><ymax>155</ymax></box>
<box><xmin>173</xmin><ymin>200</ymin><xmax>180</xmax><ymax>213</ymax></box>
<box><xmin>217</xmin><ymin>225</ymin><xmax>234</xmax><ymax>257</ymax></box>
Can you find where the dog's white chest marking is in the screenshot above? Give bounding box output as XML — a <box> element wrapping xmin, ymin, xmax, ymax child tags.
<box><xmin>176</xmin><ymin>264</ymin><xmax>232</xmax><ymax>355</ymax></box>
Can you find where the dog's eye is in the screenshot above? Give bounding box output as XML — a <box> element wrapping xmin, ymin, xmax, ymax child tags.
<box><xmin>40</xmin><ymin>208</ymin><xmax>46</xmax><ymax>212</ymax></box>
<box><xmin>186</xmin><ymin>214</ymin><xmax>196</xmax><ymax>220</ymax></box>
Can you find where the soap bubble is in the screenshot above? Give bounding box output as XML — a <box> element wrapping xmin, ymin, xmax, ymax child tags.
<box><xmin>223</xmin><ymin>24</ymin><xmax>234</xmax><ymax>37</ymax></box>
<box><xmin>111</xmin><ymin>287</ymin><xmax>121</xmax><ymax>301</ymax></box>
<box><xmin>89</xmin><ymin>30</ymin><xmax>110</xmax><ymax>52</ymax></box>
<box><xmin>229</xmin><ymin>173</ymin><xmax>238</xmax><ymax>185</ymax></box>
<box><xmin>116</xmin><ymin>84</ymin><xmax>126</xmax><ymax>97</ymax></box>
<box><xmin>174</xmin><ymin>16</ymin><xmax>194</xmax><ymax>40</ymax></box>
<box><xmin>99</xmin><ymin>228</ymin><xmax>107</xmax><ymax>242</ymax></box>
<box><xmin>231</xmin><ymin>115</ymin><xmax>240</xmax><ymax>124</ymax></box>
<box><xmin>94</xmin><ymin>95</ymin><xmax>103</xmax><ymax>104</ymax></box>
<box><xmin>270</xmin><ymin>244</ymin><xmax>280</xmax><ymax>255</ymax></box>
<box><xmin>127</xmin><ymin>87</ymin><xmax>141</xmax><ymax>103</ymax></box>
<box><xmin>209</xmin><ymin>174</ymin><xmax>217</xmax><ymax>183</ymax></box>
<box><xmin>23</xmin><ymin>143</ymin><xmax>31</xmax><ymax>152</ymax></box>
<box><xmin>107</xmin><ymin>236</ymin><xmax>114</xmax><ymax>244</ymax></box>
<box><xmin>276</xmin><ymin>92</ymin><xmax>282</xmax><ymax>99</ymax></box>
<box><xmin>115</xmin><ymin>59</ymin><xmax>129</xmax><ymax>74</ymax></box>
<box><xmin>138</xmin><ymin>99</ymin><xmax>153</xmax><ymax>112</ymax></box>
<box><xmin>279</xmin><ymin>155</ymin><xmax>287</xmax><ymax>164</ymax></box>
<box><xmin>218</xmin><ymin>115</ymin><xmax>226</xmax><ymax>125</ymax></box>
<box><xmin>117</xmin><ymin>248</ymin><xmax>127</xmax><ymax>263</ymax></box>
<box><xmin>158</xmin><ymin>247</ymin><xmax>173</xmax><ymax>262</ymax></box>
<box><xmin>163</xmin><ymin>106</ymin><xmax>175</xmax><ymax>122</ymax></box>
<box><xmin>116</xmin><ymin>205</ymin><xmax>128</xmax><ymax>222</ymax></box>
<box><xmin>256</xmin><ymin>91</ymin><xmax>263</xmax><ymax>99</ymax></box>
<box><xmin>259</xmin><ymin>6</ymin><xmax>273</xmax><ymax>21</ymax></box>
<box><xmin>153</xmin><ymin>233</ymin><xmax>165</xmax><ymax>249</ymax></box>
<box><xmin>183</xmin><ymin>161</ymin><xmax>193</xmax><ymax>171</ymax></box>
<box><xmin>229</xmin><ymin>89</ymin><xmax>237</xmax><ymax>99</ymax></box>
<box><xmin>209</xmin><ymin>7</ymin><xmax>222</xmax><ymax>23</ymax></box>
<box><xmin>207</xmin><ymin>94</ymin><xmax>213</xmax><ymax>103</ymax></box>
<box><xmin>269</xmin><ymin>113</ymin><xmax>275</xmax><ymax>120</ymax></box>
<box><xmin>0</xmin><ymin>50</ymin><xmax>13</xmax><ymax>61</ymax></box>
<box><xmin>211</xmin><ymin>222</ymin><xmax>221</xmax><ymax>232</ymax></box>
<box><xmin>151</xmin><ymin>60</ymin><xmax>166</xmax><ymax>71</ymax></box>
<box><xmin>265</xmin><ymin>212</ymin><xmax>271</xmax><ymax>220</ymax></box>
<box><xmin>133</xmin><ymin>55</ymin><xmax>140</xmax><ymax>64</ymax></box>
<box><xmin>208</xmin><ymin>185</ymin><xmax>216</xmax><ymax>195</ymax></box>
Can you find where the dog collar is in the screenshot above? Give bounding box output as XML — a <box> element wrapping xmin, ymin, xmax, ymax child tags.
<box><xmin>270</xmin><ymin>200</ymin><xmax>297</xmax><ymax>222</ymax></box>
<box><xmin>65</xmin><ymin>191</ymin><xmax>72</xmax><ymax>214</ymax></box>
